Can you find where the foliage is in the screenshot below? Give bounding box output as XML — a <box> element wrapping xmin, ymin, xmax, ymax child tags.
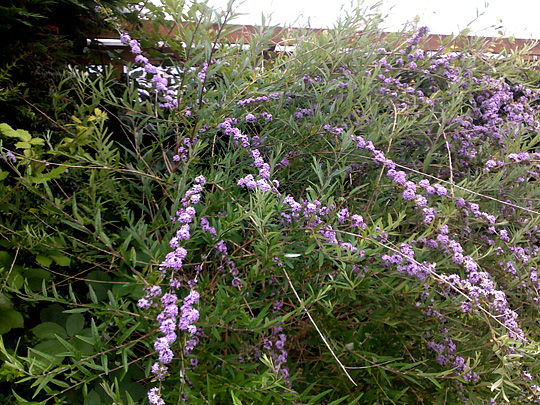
<box><xmin>0</xmin><ymin>0</ymin><xmax>137</xmax><ymax>130</ymax></box>
<box><xmin>2</xmin><ymin>1</ymin><xmax>540</xmax><ymax>404</ymax></box>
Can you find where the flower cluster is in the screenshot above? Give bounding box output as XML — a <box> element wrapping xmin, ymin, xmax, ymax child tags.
<box><xmin>262</xmin><ymin>268</ymin><xmax>291</xmax><ymax>384</ymax></box>
<box><xmin>203</xmin><ymin>233</ymin><xmax>243</xmax><ymax>289</ymax></box>
<box><xmin>352</xmin><ymin>131</ymin><xmax>529</xmax><ymax>343</ymax></box>
<box><xmin>120</xmin><ymin>32</ymin><xmax>178</xmax><ymax>108</ymax></box>
<box><xmin>216</xmin><ymin>117</ymin><xmax>281</xmax><ymax>193</ymax></box>
<box><xmin>236</xmin><ymin>93</ymin><xmax>281</xmax><ymax>107</ymax></box>
<box><xmin>448</xmin><ymin>77</ymin><xmax>540</xmax><ymax>170</ymax></box>
<box><xmin>426</xmin><ymin>332</ymin><xmax>479</xmax><ymax>383</ymax></box>
<box><xmin>2</xmin><ymin>150</ymin><xmax>16</xmax><ymax>163</ymax></box>
<box><xmin>173</xmin><ymin>135</ymin><xmax>200</xmax><ymax>163</ymax></box>
<box><xmin>138</xmin><ymin>175</ymin><xmax>207</xmax><ymax>404</ymax></box>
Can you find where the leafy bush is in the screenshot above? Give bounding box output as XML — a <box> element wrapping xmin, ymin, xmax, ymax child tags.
<box><xmin>2</xmin><ymin>1</ymin><xmax>540</xmax><ymax>404</ymax></box>
<box><xmin>0</xmin><ymin>0</ymin><xmax>135</xmax><ymax>130</ymax></box>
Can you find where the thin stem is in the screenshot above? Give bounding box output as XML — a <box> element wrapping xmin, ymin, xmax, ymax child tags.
<box><xmin>281</xmin><ymin>266</ymin><xmax>358</xmax><ymax>386</ymax></box>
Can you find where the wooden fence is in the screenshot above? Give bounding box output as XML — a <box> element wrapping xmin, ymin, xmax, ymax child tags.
<box><xmin>88</xmin><ymin>21</ymin><xmax>540</xmax><ymax>66</ymax></box>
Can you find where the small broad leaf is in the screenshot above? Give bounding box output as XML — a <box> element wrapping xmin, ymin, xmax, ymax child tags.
<box><xmin>85</xmin><ymin>271</ymin><xmax>112</xmax><ymax>301</ymax></box>
<box><xmin>29</xmin><ymin>138</ymin><xmax>44</xmax><ymax>146</ymax></box>
<box><xmin>66</xmin><ymin>313</ymin><xmax>85</xmax><ymax>337</ymax></box>
<box><xmin>0</xmin><ymin>123</ymin><xmax>17</xmax><ymax>137</ymax></box>
<box><xmin>7</xmin><ymin>269</ymin><xmax>23</xmax><ymax>290</ymax></box>
<box><xmin>36</xmin><ymin>255</ymin><xmax>52</xmax><ymax>268</ymax></box>
<box><xmin>43</xmin><ymin>165</ymin><xmax>66</xmax><ymax>180</ymax></box>
<box><xmin>31</xmin><ymin>322</ymin><xmax>67</xmax><ymax>340</ymax></box>
<box><xmin>30</xmin><ymin>340</ymin><xmax>67</xmax><ymax>365</ymax></box>
<box><xmin>0</xmin><ymin>293</ymin><xmax>12</xmax><ymax>310</ymax></box>
<box><xmin>0</xmin><ymin>251</ymin><xmax>11</xmax><ymax>266</ymax></box>
<box><xmin>86</xmin><ymin>390</ymin><xmax>102</xmax><ymax>405</ymax></box>
<box><xmin>48</xmin><ymin>252</ymin><xmax>71</xmax><ymax>267</ymax></box>
<box><xmin>0</xmin><ymin>309</ymin><xmax>24</xmax><ymax>334</ymax></box>
<box><xmin>16</xmin><ymin>129</ymin><xmax>32</xmax><ymax>142</ymax></box>
<box><xmin>14</xmin><ymin>141</ymin><xmax>31</xmax><ymax>149</ymax></box>
<box><xmin>0</xmin><ymin>123</ymin><xmax>32</xmax><ymax>141</ymax></box>
<box><xmin>22</xmin><ymin>268</ymin><xmax>51</xmax><ymax>291</ymax></box>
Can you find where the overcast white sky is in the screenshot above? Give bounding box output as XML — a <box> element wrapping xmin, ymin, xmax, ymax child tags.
<box><xmin>202</xmin><ymin>0</ymin><xmax>540</xmax><ymax>39</ymax></box>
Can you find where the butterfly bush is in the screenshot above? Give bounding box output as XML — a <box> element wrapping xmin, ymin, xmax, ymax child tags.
<box><xmin>205</xmin><ymin>23</ymin><xmax>540</xmax><ymax>402</ymax></box>
<box><xmin>29</xmin><ymin>5</ymin><xmax>540</xmax><ymax>404</ymax></box>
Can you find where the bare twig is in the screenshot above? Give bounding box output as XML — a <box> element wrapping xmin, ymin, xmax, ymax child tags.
<box><xmin>281</xmin><ymin>266</ymin><xmax>357</xmax><ymax>386</ymax></box>
<box><xmin>1</xmin><ymin>247</ymin><xmax>19</xmax><ymax>293</ymax></box>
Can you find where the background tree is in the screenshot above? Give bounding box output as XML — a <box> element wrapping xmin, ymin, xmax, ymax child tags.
<box><xmin>0</xmin><ymin>0</ymin><xmax>136</xmax><ymax>129</ymax></box>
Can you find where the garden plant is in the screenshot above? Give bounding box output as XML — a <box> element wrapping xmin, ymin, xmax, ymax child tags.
<box><xmin>2</xmin><ymin>0</ymin><xmax>540</xmax><ymax>403</ymax></box>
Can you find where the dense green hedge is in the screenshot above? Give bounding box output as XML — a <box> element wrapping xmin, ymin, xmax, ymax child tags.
<box><xmin>2</xmin><ymin>1</ymin><xmax>540</xmax><ymax>403</ymax></box>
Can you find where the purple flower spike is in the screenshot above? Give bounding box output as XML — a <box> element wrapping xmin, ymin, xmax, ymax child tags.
<box><xmin>120</xmin><ymin>32</ymin><xmax>131</xmax><ymax>44</ymax></box>
<box><xmin>148</xmin><ymin>387</ymin><xmax>165</xmax><ymax>405</ymax></box>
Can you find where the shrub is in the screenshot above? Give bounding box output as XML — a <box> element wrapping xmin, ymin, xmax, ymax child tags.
<box><xmin>2</xmin><ymin>1</ymin><xmax>540</xmax><ymax>404</ymax></box>
<box><xmin>0</xmin><ymin>0</ymin><xmax>134</xmax><ymax>130</ymax></box>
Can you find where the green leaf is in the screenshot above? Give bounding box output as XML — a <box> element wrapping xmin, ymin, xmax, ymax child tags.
<box><xmin>22</xmin><ymin>268</ymin><xmax>52</xmax><ymax>291</ymax></box>
<box><xmin>29</xmin><ymin>138</ymin><xmax>44</xmax><ymax>146</ymax></box>
<box><xmin>87</xmin><ymin>284</ymin><xmax>98</xmax><ymax>304</ymax></box>
<box><xmin>0</xmin><ymin>309</ymin><xmax>23</xmax><ymax>334</ymax></box>
<box><xmin>48</xmin><ymin>252</ymin><xmax>71</xmax><ymax>267</ymax></box>
<box><xmin>328</xmin><ymin>396</ymin><xmax>352</xmax><ymax>405</ymax></box>
<box><xmin>87</xmin><ymin>390</ymin><xmax>102</xmax><ymax>405</ymax></box>
<box><xmin>14</xmin><ymin>141</ymin><xmax>31</xmax><ymax>149</ymax></box>
<box><xmin>16</xmin><ymin>130</ymin><xmax>32</xmax><ymax>142</ymax></box>
<box><xmin>31</xmin><ymin>322</ymin><xmax>68</xmax><ymax>340</ymax></box>
<box><xmin>95</xmin><ymin>209</ymin><xmax>102</xmax><ymax>234</ymax></box>
<box><xmin>66</xmin><ymin>313</ymin><xmax>85</xmax><ymax>337</ymax></box>
<box><xmin>32</xmin><ymin>165</ymin><xmax>66</xmax><ymax>184</ymax></box>
<box><xmin>0</xmin><ymin>251</ymin><xmax>11</xmax><ymax>266</ymax></box>
<box><xmin>427</xmin><ymin>376</ymin><xmax>442</xmax><ymax>389</ymax></box>
<box><xmin>36</xmin><ymin>255</ymin><xmax>52</xmax><ymax>268</ymax></box>
<box><xmin>0</xmin><ymin>123</ymin><xmax>32</xmax><ymax>141</ymax></box>
<box><xmin>230</xmin><ymin>390</ymin><xmax>243</xmax><ymax>405</ymax></box>
<box><xmin>22</xmin><ymin>268</ymin><xmax>51</xmax><ymax>280</ymax></box>
<box><xmin>85</xmin><ymin>271</ymin><xmax>111</xmax><ymax>301</ymax></box>
<box><xmin>102</xmin><ymin>354</ymin><xmax>109</xmax><ymax>375</ymax></box>
<box><xmin>11</xmin><ymin>390</ymin><xmax>42</xmax><ymax>404</ymax></box>
<box><xmin>0</xmin><ymin>123</ymin><xmax>17</xmax><ymax>137</ymax></box>
<box><xmin>28</xmin><ymin>340</ymin><xmax>66</xmax><ymax>366</ymax></box>
<box><xmin>0</xmin><ymin>293</ymin><xmax>12</xmax><ymax>310</ymax></box>
<box><xmin>72</xmin><ymin>333</ymin><xmax>94</xmax><ymax>355</ymax></box>
<box><xmin>7</xmin><ymin>269</ymin><xmax>23</xmax><ymax>290</ymax></box>
<box><xmin>305</xmin><ymin>243</ymin><xmax>317</xmax><ymax>255</ymax></box>
<box><xmin>63</xmin><ymin>308</ymin><xmax>89</xmax><ymax>314</ymax></box>
<box><xmin>122</xmin><ymin>347</ymin><xmax>128</xmax><ymax>373</ymax></box>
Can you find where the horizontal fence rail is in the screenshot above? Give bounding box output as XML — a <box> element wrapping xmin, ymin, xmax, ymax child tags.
<box><xmin>87</xmin><ymin>21</ymin><xmax>540</xmax><ymax>67</ymax></box>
